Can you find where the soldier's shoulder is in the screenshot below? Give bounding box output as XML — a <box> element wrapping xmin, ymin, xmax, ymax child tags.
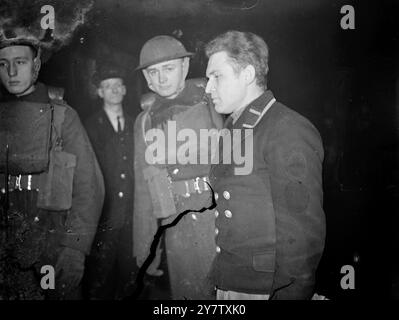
<box><xmin>186</xmin><ymin>78</ymin><xmax>207</xmax><ymax>89</ymax></box>
<box><xmin>263</xmin><ymin>102</ymin><xmax>321</xmax><ymax>140</ymax></box>
<box><xmin>140</xmin><ymin>92</ymin><xmax>158</xmax><ymax>111</ymax></box>
<box><xmin>58</xmin><ymin>101</ymin><xmax>78</xmax><ymax>119</ymax></box>
<box><xmin>262</xmin><ymin>101</ymin><xmax>305</xmax><ymax>126</ymax></box>
<box><xmin>183</xmin><ymin>78</ymin><xmax>210</xmax><ymax>107</ymax></box>
<box><xmin>134</xmin><ymin>109</ymin><xmax>147</xmax><ymax>128</ymax></box>
<box><xmin>55</xmin><ymin>101</ymin><xmax>88</xmax><ymax>134</ymax></box>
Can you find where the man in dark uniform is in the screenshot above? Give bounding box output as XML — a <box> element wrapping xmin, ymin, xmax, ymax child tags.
<box><xmin>205</xmin><ymin>30</ymin><xmax>325</xmax><ymax>300</ymax></box>
<box><xmin>133</xmin><ymin>35</ymin><xmax>223</xmax><ymax>299</ymax></box>
<box><xmin>84</xmin><ymin>63</ymin><xmax>137</xmax><ymax>299</ymax></box>
<box><xmin>0</xmin><ymin>30</ymin><xmax>104</xmax><ymax>299</ymax></box>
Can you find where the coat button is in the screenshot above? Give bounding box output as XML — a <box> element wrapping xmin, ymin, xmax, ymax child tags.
<box><xmin>223</xmin><ymin>191</ymin><xmax>230</xmax><ymax>200</ymax></box>
<box><xmin>122</xmin><ymin>156</ymin><xmax>127</xmax><ymax>160</ymax></box>
<box><xmin>191</xmin><ymin>213</ymin><xmax>197</xmax><ymax>220</ymax></box>
<box><xmin>224</xmin><ymin>210</ymin><xmax>232</xmax><ymax>218</ymax></box>
<box><xmin>173</xmin><ymin>168</ymin><xmax>179</xmax><ymax>175</ymax></box>
<box><xmin>215</xmin><ymin>228</ymin><xmax>219</xmax><ymax>235</ymax></box>
<box><xmin>214</xmin><ymin>192</ymin><xmax>219</xmax><ymax>200</ymax></box>
<box><xmin>216</xmin><ymin>246</ymin><xmax>221</xmax><ymax>253</ymax></box>
<box><xmin>215</xmin><ymin>210</ymin><xmax>219</xmax><ymax>218</ymax></box>
<box><xmin>118</xmin><ymin>192</ymin><xmax>124</xmax><ymax>198</ymax></box>
<box><xmin>121</xmin><ymin>173</ymin><xmax>126</xmax><ymax>179</ymax></box>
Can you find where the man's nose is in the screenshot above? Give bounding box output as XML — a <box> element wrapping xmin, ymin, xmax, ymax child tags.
<box><xmin>158</xmin><ymin>71</ymin><xmax>167</xmax><ymax>84</ymax></box>
<box><xmin>205</xmin><ymin>78</ymin><xmax>213</xmax><ymax>94</ymax></box>
<box><xmin>8</xmin><ymin>62</ymin><xmax>17</xmax><ymax>77</ymax></box>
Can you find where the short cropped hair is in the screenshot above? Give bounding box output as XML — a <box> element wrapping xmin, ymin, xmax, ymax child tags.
<box><xmin>205</xmin><ymin>30</ymin><xmax>269</xmax><ymax>89</ymax></box>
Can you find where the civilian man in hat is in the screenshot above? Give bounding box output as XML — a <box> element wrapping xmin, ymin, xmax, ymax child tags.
<box><xmin>205</xmin><ymin>30</ymin><xmax>325</xmax><ymax>300</ymax></box>
<box><xmin>133</xmin><ymin>35</ymin><xmax>223</xmax><ymax>299</ymax></box>
<box><xmin>0</xmin><ymin>31</ymin><xmax>104</xmax><ymax>299</ymax></box>
<box><xmin>84</xmin><ymin>63</ymin><xmax>137</xmax><ymax>299</ymax></box>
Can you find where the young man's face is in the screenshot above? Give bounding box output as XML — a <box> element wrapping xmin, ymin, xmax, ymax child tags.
<box><xmin>98</xmin><ymin>78</ymin><xmax>126</xmax><ymax>105</ymax></box>
<box><xmin>0</xmin><ymin>45</ymin><xmax>39</xmax><ymax>96</ymax></box>
<box><xmin>143</xmin><ymin>58</ymin><xmax>188</xmax><ymax>99</ymax></box>
<box><xmin>205</xmin><ymin>51</ymin><xmax>247</xmax><ymax>114</ymax></box>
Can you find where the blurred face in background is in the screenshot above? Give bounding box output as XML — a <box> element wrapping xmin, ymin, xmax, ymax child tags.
<box><xmin>98</xmin><ymin>77</ymin><xmax>126</xmax><ymax>105</ymax></box>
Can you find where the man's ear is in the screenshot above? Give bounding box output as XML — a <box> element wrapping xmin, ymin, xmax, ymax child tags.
<box><xmin>121</xmin><ymin>84</ymin><xmax>127</xmax><ymax>96</ymax></box>
<box><xmin>182</xmin><ymin>57</ymin><xmax>190</xmax><ymax>80</ymax></box>
<box><xmin>97</xmin><ymin>87</ymin><xmax>104</xmax><ymax>98</ymax></box>
<box><xmin>142</xmin><ymin>69</ymin><xmax>155</xmax><ymax>91</ymax></box>
<box><xmin>32</xmin><ymin>57</ymin><xmax>41</xmax><ymax>83</ymax></box>
<box><xmin>243</xmin><ymin>64</ymin><xmax>256</xmax><ymax>85</ymax></box>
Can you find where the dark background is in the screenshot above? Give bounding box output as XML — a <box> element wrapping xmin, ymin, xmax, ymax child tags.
<box><xmin>11</xmin><ymin>0</ymin><xmax>399</xmax><ymax>299</ymax></box>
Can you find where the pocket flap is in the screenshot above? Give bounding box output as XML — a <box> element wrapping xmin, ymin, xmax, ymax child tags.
<box><xmin>252</xmin><ymin>249</ymin><xmax>275</xmax><ymax>273</ymax></box>
<box><xmin>54</xmin><ymin>151</ymin><xmax>76</xmax><ymax>168</ymax></box>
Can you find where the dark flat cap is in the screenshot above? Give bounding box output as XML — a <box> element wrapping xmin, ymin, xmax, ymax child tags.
<box><xmin>93</xmin><ymin>62</ymin><xmax>125</xmax><ymax>86</ymax></box>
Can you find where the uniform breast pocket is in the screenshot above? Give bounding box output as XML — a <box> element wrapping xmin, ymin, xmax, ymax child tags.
<box><xmin>37</xmin><ymin>150</ymin><xmax>76</xmax><ymax>211</ymax></box>
<box><xmin>252</xmin><ymin>249</ymin><xmax>276</xmax><ymax>273</ymax></box>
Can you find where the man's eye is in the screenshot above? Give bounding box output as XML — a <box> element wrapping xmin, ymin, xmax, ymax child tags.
<box><xmin>0</xmin><ymin>62</ymin><xmax>6</xmax><ymax>68</ymax></box>
<box><xmin>149</xmin><ymin>70</ymin><xmax>157</xmax><ymax>76</ymax></box>
<box><xmin>16</xmin><ymin>60</ymin><xmax>27</xmax><ymax>65</ymax></box>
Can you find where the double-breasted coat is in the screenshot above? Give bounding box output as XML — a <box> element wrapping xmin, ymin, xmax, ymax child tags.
<box><xmin>209</xmin><ymin>90</ymin><xmax>326</xmax><ymax>299</ymax></box>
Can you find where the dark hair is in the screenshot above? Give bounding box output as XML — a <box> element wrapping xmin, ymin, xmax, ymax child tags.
<box><xmin>205</xmin><ymin>30</ymin><xmax>269</xmax><ymax>89</ymax></box>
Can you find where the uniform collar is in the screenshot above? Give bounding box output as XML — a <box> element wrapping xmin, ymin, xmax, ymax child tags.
<box><xmin>232</xmin><ymin>90</ymin><xmax>276</xmax><ymax>130</ymax></box>
<box><xmin>1</xmin><ymin>82</ymin><xmax>49</xmax><ymax>103</ymax></box>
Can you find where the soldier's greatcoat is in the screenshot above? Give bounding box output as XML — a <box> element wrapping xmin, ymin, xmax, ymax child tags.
<box><xmin>133</xmin><ymin>79</ymin><xmax>223</xmax><ymax>299</ymax></box>
<box><xmin>209</xmin><ymin>90</ymin><xmax>325</xmax><ymax>299</ymax></box>
<box><xmin>0</xmin><ymin>83</ymin><xmax>104</xmax><ymax>299</ymax></box>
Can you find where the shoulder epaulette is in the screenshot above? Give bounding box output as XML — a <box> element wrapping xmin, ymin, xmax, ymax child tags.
<box><xmin>140</xmin><ymin>92</ymin><xmax>156</xmax><ymax>110</ymax></box>
<box><xmin>187</xmin><ymin>78</ymin><xmax>207</xmax><ymax>89</ymax></box>
<box><xmin>47</xmin><ymin>86</ymin><xmax>65</xmax><ymax>103</ymax></box>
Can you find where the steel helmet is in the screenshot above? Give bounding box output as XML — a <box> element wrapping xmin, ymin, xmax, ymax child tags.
<box><xmin>0</xmin><ymin>28</ymin><xmax>40</xmax><ymax>54</ymax></box>
<box><xmin>136</xmin><ymin>35</ymin><xmax>193</xmax><ymax>70</ymax></box>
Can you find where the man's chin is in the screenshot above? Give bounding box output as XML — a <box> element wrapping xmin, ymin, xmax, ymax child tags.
<box><xmin>5</xmin><ymin>83</ymin><xmax>33</xmax><ymax>96</ymax></box>
<box><xmin>215</xmin><ymin>104</ymin><xmax>227</xmax><ymax>114</ymax></box>
<box><xmin>6</xmin><ymin>86</ymin><xmax>25</xmax><ymax>95</ymax></box>
<box><xmin>157</xmin><ymin>90</ymin><xmax>178</xmax><ymax>99</ymax></box>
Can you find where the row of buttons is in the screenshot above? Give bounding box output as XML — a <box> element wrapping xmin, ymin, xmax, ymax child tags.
<box><xmin>214</xmin><ymin>209</ymin><xmax>232</xmax><ymax>218</ymax></box>
<box><xmin>214</xmin><ymin>190</ymin><xmax>231</xmax><ymax>201</ymax></box>
<box><xmin>118</xmin><ymin>171</ymin><xmax>127</xmax><ymax>198</ymax></box>
<box><xmin>215</xmin><ymin>190</ymin><xmax>232</xmax><ymax>253</ymax></box>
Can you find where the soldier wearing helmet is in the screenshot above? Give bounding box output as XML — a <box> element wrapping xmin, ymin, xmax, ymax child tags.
<box><xmin>133</xmin><ymin>35</ymin><xmax>223</xmax><ymax>299</ymax></box>
<box><xmin>0</xmin><ymin>28</ymin><xmax>104</xmax><ymax>299</ymax></box>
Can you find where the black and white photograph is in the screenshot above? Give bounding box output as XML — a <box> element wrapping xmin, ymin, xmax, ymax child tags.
<box><xmin>0</xmin><ymin>0</ymin><xmax>398</xmax><ymax>309</ymax></box>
